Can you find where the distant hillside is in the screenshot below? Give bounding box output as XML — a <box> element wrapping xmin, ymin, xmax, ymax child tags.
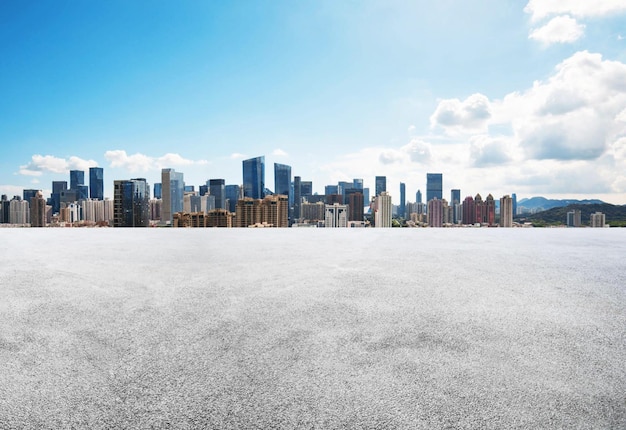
<box><xmin>515</xmin><ymin>203</ymin><xmax>626</xmax><ymax>227</ymax></box>
<box><xmin>517</xmin><ymin>197</ymin><xmax>605</xmax><ymax>212</ymax></box>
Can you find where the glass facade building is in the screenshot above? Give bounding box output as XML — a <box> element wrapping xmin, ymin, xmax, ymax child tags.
<box><xmin>70</xmin><ymin>170</ymin><xmax>84</xmax><ymax>190</ymax></box>
<box><xmin>225</xmin><ymin>184</ymin><xmax>241</xmax><ymax>213</ymax></box>
<box><xmin>113</xmin><ymin>178</ymin><xmax>150</xmax><ymax>227</ymax></box>
<box><xmin>209</xmin><ymin>179</ymin><xmax>226</xmax><ymax>209</ymax></box>
<box><xmin>426</xmin><ymin>173</ymin><xmax>443</xmax><ymax>203</ymax></box>
<box><xmin>242</xmin><ymin>156</ymin><xmax>265</xmax><ymax>199</ymax></box>
<box><xmin>375</xmin><ymin>176</ymin><xmax>386</xmax><ymax>197</ymax></box>
<box><xmin>89</xmin><ymin>167</ymin><xmax>104</xmax><ymax>200</ymax></box>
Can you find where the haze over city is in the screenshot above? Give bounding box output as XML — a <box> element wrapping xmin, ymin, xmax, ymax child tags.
<box><xmin>2</xmin><ymin>1</ymin><xmax>626</xmax><ymax>204</ymax></box>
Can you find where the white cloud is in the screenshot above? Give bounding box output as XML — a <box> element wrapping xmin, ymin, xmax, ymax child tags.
<box><xmin>401</xmin><ymin>139</ymin><xmax>432</xmax><ymax>164</ymax></box>
<box><xmin>469</xmin><ymin>135</ymin><xmax>512</xmax><ymax>167</ymax></box>
<box><xmin>272</xmin><ymin>149</ymin><xmax>288</xmax><ymax>157</ymax></box>
<box><xmin>230</xmin><ymin>153</ymin><xmax>246</xmax><ymax>160</ymax></box>
<box><xmin>18</xmin><ymin>154</ymin><xmax>98</xmax><ymax>177</ymax></box>
<box><xmin>529</xmin><ymin>15</ymin><xmax>585</xmax><ymax>45</ymax></box>
<box><xmin>524</xmin><ymin>0</ymin><xmax>626</xmax><ymax>22</ymax></box>
<box><xmin>430</xmin><ymin>93</ymin><xmax>491</xmax><ymax>135</ymax></box>
<box><xmin>104</xmin><ymin>150</ymin><xmax>208</xmax><ymax>172</ymax></box>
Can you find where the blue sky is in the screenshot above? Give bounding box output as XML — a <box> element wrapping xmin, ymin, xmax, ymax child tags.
<box><xmin>2</xmin><ymin>0</ymin><xmax>626</xmax><ymax>204</ymax></box>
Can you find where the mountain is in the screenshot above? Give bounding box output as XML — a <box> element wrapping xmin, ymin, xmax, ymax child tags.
<box><xmin>515</xmin><ymin>203</ymin><xmax>626</xmax><ymax>226</ymax></box>
<box><xmin>517</xmin><ymin>197</ymin><xmax>605</xmax><ymax>212</ymax></box>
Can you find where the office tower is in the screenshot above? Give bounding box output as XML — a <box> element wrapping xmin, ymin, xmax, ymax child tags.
<box><xmin>225</xmin><ymin>184</ymin><xmax>241</xmax><ymax>213</ymax></box>
<box><xmin>500</xmin><ymin>195</ymin><xmax>513</xmax><ymax>227</ymax></box>
<box><xmin>274</xmin><ymin>163</ymin><xmax>291</xmax><ymax>200</ymax></box>
<box><xmin>353</xmin><ymin>178</ymin><xmax>364</xmax><ymax>191</ymax></box>
<box><xmin>426</xmin><ymin>173</ymin><xmax>443</xmax><ymax>203</ymax></box>
<box><xmin>154</xmin><ymin>183</ymin><xmax>162</xmax><ymax>199</ymax></box>
<box><xmin>89</xmin><ymin>167</ymin><xmax>104</xmax><ymax>200</ymax></box>
<box><xmin>70</xmin><ymin>170</ymin><xmax>84</xmax><ymax>190</ymax></box>
<box><xmin>363</xmin><ymin>188</ymin><xmax>370</xmax><ymax>205</ymax></box>
<box><xmin>427</xmin><ymin>198</ymin><xmax>444</xmax><ymax>227</ymax></box>
<box><xmin>77</xmin><ymin>185</ymin><xmax>89</xmax><ymax>201</ymax></box>
<box><xmin>301</xmin><ymin>202</ymin><xmax>325</xmax><ymax>222</ymax></box>
<box><xmin>0</xmin><ymin>195</ymin><xmax>9</xmax><ymax>223</ymax></box>
<box><xmin>23</xmin><ymin>189</ymin><xmax>38</xmax><ymax>203</ymax></box>
<box><xmin>235</xmin><ymin>197</ymin><xmax>262</xmax><ymax>227</ymax></box>
<box><xmin>462</xmin><ymin>196</ymin><xmax>475</xmax><ymax>224</ymax></box>
<box><xmin>50</xmin><ymin>181</ymin><xmax>67</xmax><ymax>214</ymax></box>
<box><xmin>375</xmin><ymin>176</ymin><xmax>387</xmax><ymax>197</ymax></box>
<box><xmin>474</xmin><ymin>194</ymin><xmax>484</xmax><ymax>224</ymax></box>
<box><xmin>293</xmin><ymin>176</ymin><xmax>302</xmax><ymax>220</ymax></box>
<box><xmin>113</xmin><ymin>178</ymin><xmax>150</xmax><ymax>227</ymax></box>
<box><xmin>209</xmin><ymin>179</ymin><xmax>226</xmax><ymax>210</ymax></box>
<box><xmin>374</xmin><ymin>191</ymin><xmax>392</xmax><ymax>228</ymax></box>
<box><xmin>400</xmin><ymin>182</ymin><xmax>406</xmax><ymax>218</ymax></box>
<box><xmin>242</xmin><ymin>156</ymin><xmax>265</xmax><ymax>199</ymax></box>
<box><xmin>325</xmin><ymin>185</ymin><xmax>338</xmax><ymax>196</ymax></box>
<box><xmin>301</xmin><ymin>181</ymin><xmax>313</xmax><ymax>198</ymax></box>
<box><xmin>512</xmin><ymin>193</ymin><xmax>518</xmax><ymax>216</ymax></box>
<box><xmin>82</xmin><ymin>199</ymin><xmax>107</xmax><ymax>224</ymax></box>
<box><xmin>199</xmin><ymin>185</ymin><xmax>209</xmax><ymax>197</ymax></box>
<box><xmin>29</xmin><ymin>191</ymin><xmax>46</xmax><ymax>227</ymax></box>
<box><xmin>416</xmin><ymin>189</ymin><xmax>422</xmax><ymax>204</ymax></box>
<box><xmin>590</xmin><ymin>212</ymin><xmax>606</xmax><ymax>228</ymax></box>
<box><xmin>326</xmin><ymin>194</ymin><xmax>342</xmax><ymax>205</ymax></box>
<box><xmin>161</xmin><ymin>168</ymin><xmax>184</xmax><ymax>225</ymax></box>
<box><xmin>450</xmin><ymin>189</ymin><xmax>461</xmax><ymax>224</ymax></box>
<box><xmin>338</xmin><ymin>181</ymin><xmax>351</xmax><ymax>195</ymax></box>
<box><xmin>150</xmin><ymin>199</ymin><xmax>162</xmax><ymax>221</ymax></box>
<box><xmin>325</xmin><ymin>203</ymin><xmax>348</xmax><ymax>227</ymax></box>
<box><xmin>347</xmin><ymin>192</ymin><xmax>364</xmax><ymax>222</ymax></box>
<box><xmin>567</xmin><ymin>210</ymin><xmax>582</xmax><ymax>227</ymax></box>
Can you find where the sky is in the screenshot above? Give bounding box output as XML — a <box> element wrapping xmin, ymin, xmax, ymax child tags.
<box><xmin>2</xmin><ymin>0</ymin><xmax>626</xmax><ymax>204</ymax></box>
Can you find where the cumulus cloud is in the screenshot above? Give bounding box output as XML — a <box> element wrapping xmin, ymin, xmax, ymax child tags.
<box><xmin>469</xmin><ymin>135</ymin><xmax>512</xmax><ymax>167</ymax></box>
<box><xmin>18</xmin><ymin>154</ymin><xmax>98</xmax><ymax>176</ymax></box>
<box><xmin>430</xmin><ymin>93</ymin><xmax>491</xmax><ymax>134</ymax></box>
<box><xmin>529</xmin><ymin>15</ymin><xmax>585</xmax><ymax>45</ymax></box>
<box><xmin>104</xmin><ymin>150</ymin><xmax>208</xmax><ymax>172</ymax></box>
<box><xmin>524</xmin><ymin>0</ymin><xmax>626</xmax><ymax>22</ymax></box>
<box><xmin>401</xmin><ymin>139</ymin><xmax>432</xmax><ymax>164</ymax></box>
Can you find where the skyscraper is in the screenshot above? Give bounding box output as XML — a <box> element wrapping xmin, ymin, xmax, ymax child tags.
<box><xmin>500</xmin><ymin>195</ymin><xmax>513</xmax><ymax>227</ymax></box>
<box><xmin>374</xmin><ymin>191</ymin><xmax>392</xmax><ymax>228</ymax></box>
<box><xmin>113</xmin><ymin>178</ymin><xmax>150</xmax><ymax>227</ymax></box>
<box><xmin>451</xmin><ymin>189</ymin><xmax>461</xmax><ymax>224</ymax></box>
<box><xmin>89</xmin><ymin>167</ymin><xmax>104</xmax><ymax>200</ymax></box>
<box><xmin>347</xmin><ymin>192</ymin><xmax>364</xmax><ymax>222</ymax></box>
<box><xmin>375</xmin><ymin>176</ymin><xmax>386</xmax><ymax>197</ymax></box>
<box><xmin>209</xmin><ymin>179</ymin><xmax>226</xmax><ymax>210</ymax></box>
<box><xmin>427</xmin><ymin>198</ymin><xmax>444</xmax><ymax>227</ymax></box>
<box><xmin>300</xmin><ymin>181</ymin><xmax>313</xmax><ymax>198</ymax></box>
<box><xmin>293</xmin><ymin>176</ymin><xmax>302</xmax><ymax>220</ymax></box>
<box><xmin>51</xmin><ymin>181</ymin><xmax>67</xmax><ymax>214</ymax></box>
<box><xmin>426</xmin><ymin>173</ymin><xmax>443</xmax><ymax>203</ymax></box>
<box><xmin>30</xmin><ymin>191</ymin><xmax>46</xmax><ymax>227</ymax></box>
<box><xmin>70</xmin><ymin>170</ymin><xmax>84</xmax><ymax>190</ymax></box>
<box><xmin>462</xmin><ymin>195</ymin><xmax>475</xmax><ymax>225</ymax></box>
<box><xmin>353</xmin><ymin>178</ymin><xmax>364</xmax><ymax>191</ymax></box>
<box><xmin>243</xmin><ymin>156</ymin><xmax>265</xmax><ymax>199</ymax></box>
<box><xmin>225</xmin><ymin>184</ymin><xmax>241</xmax><ymax>213</ymax></box>
<box><xmin>274</xmin><ymin>163</ymin><xmax>291</xmax><ymax>200</ymax></box>
<box><xmin>161</xmin><ymin>168</ymin><xmax>184</xmax><ymax>225</ymax></box>
<box><xmin>154</xmin><ymin>183</ymin><xmax>162</xmax><ymax>199</ymax></box>
<box><xmin>416</xmin><ymin>189</ymin><xmax>422</xmax><ymax>204</ymax></box>
<box><xmin>399</xmin><ymin>182</ymin><xmax>406</xmax><ymax>218</ymax></box>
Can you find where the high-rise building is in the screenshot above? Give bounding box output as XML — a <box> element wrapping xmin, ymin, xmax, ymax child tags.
<box><xmin>50</xmin><ymin>181</ymin><xmax>67</xmax><ymax>214</ymax></box>
<box><xmin>225</xmin><ymin>184</ymin><xmax>241</xmax><ymax>213</ymax></box>
<box><xmin>375</xmin><ymin>176</ymin><xmax>387</xmax><ymax>197</ymax></box>
<box><xmin>462</xmin><ymin>196</ymin><xmax>475</xmax><ymax>225</ymax></box>
<box><xmin>0</xmin><ymin>195</ymin><xmax>9</xmax><ymax>224</ymax></box>
<box><xmin>374</xmin><ymin>191</ymin><xmax>392</xmax><ymax>228</ymax></box>
<box><xmin>29</xmin><ymin>191</ymin><xmax>46</xmax><ymax>227</ymax></box>
<box><xmin>261</xmin><ymin>194</ymin><xmax>289</xmax><ymax>227</ymax></box>
<box><xmin>89</xmin><ymin>167</ymin><xmax>104</xmax><ymax>200</ymax></box>
<box><xmin>243</xmin><ymin>156</ymin><xmax>265</xmax><ymax>199</ymax></box>
<box><xmin>274</xmin><ymin>163</ymin><xmax>291</xmax><ymax>203</ymax></box>
<box><xmin>590</xmin><ymin>212</ymin><xmax>606</xmax><ymax>228</ymax></box>
<box><xmin>9</xmin><ymin>197</ymin><xmax>29</xmax><ymax>225</ymax></box>
<box><xmin>500</xmin><ymin>195</ymin><xmax>513</xmax><ymax>227</ymax></box>
<box><xmin>399</xmin><ymin>182</ymin><xmax>406</xmax><ymax>219</ymax></box>
<box><xmin>113</xmin><ymin>178</ymin><xmax>150</xmax><ymax>227</ymax></box>
<box><xmin>567</xmin><ymin>210</ymin><xmax>582</xmax><ymax>227</ymax></box>
<box><xmin>301</xmin><ymin>181</ymin><xmax>313</xmax><ymax>198</ymax></box>
<box><xmin>450</xmin><ymin>189</ymin><xmax>461</xmax><ymax>224</ymax></box>
<box><xmin>347</xmin><ymin>191</ymin><xmax>364</xmax><ymax>222</ymax></box>
<box><xmin>325</xmin><ymin>203</ymin><xmax>348</xmax><ymax>228</ymax></box>
<box><xmin>325</xmin><ymin>185</ymin><xmax>338</xmax><ymax>196</ymax></box>
<box><xmin>161</xmin><ymin>168</ymin><xmax>184</xmax><ymax>225</ymax></box>
<box><xmin>293</xmin><ymin>176</ymin><xmax>302</xmax><ymax>220</ymax></box>
<box><xmin>235</xmin><ymin>197</ymin><xmax>262</xmax><ymax>227</ymax></box>
<box><xmin>77</xmin><ymin>185</ymin><xmax>89</xmax><ymax>201</ymax></box>
<box><xmin>23</xmin><ymin>189</ymin><xmax>38</xmax><ymax>203</ymax></box>
<box><xmin>154</xmin><ymin>183</ymin><xmax>162</xmax><ymax>199</ymax></box>
<box><xmin>416</xmin><ymin>189</ymin><xmax>422</xmax><ymax>204</ymax></box>
<box><xmin>485</xmin><ymin>194</ymin><xmax>496</xmax><ymax>226</ymax></box>
<box><xmin>427</xmin><ymin>198</ymin><xmax>444</xmax><ymax>227</ymax></box>
<box><xmin>209</xmin><ymin>179</ymin><xmax>226</xmax><ymax>210</ymax></box>
<box><xmin>426</xmin><ymin>173</ymin><xmax>443</xmax><ymax>203</ymax></box>
<box><xmin>512</xmin><ymin>193</ymin><xmax>518</xmax><ymax>216</ymax></box>
<box><xmin>70</xmin><ymin>170</ymin><xmax>84</xmax><ymax>190</ymax></box>
<box><xmin>353</xmin><ymin>178</ymin><xmax>364</xmax><ymax>190</ymax></box>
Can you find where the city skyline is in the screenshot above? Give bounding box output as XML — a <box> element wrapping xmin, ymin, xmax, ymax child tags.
<box><xmin>2</xmin><ymin>2</ymin><xmax>626</xmax><ymax>204</ymax></box>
